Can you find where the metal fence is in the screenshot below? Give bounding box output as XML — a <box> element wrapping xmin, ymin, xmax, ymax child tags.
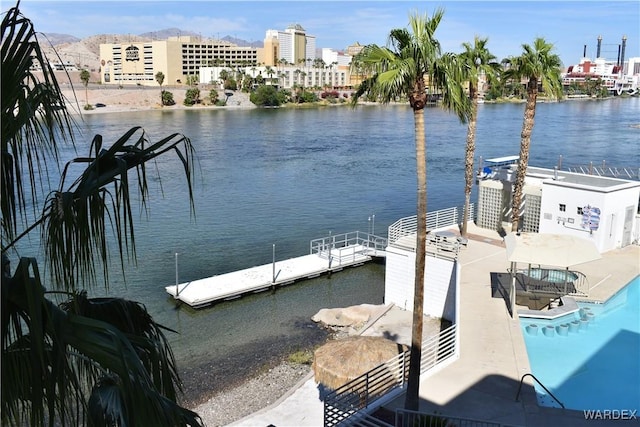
<box><xmin>310</xmin><ymin>231</ymin><xmax>388</xmax><ymax>266</ymax></box>
<box><xmin>388</xmin><ymin>205</ymin><xmax>475</xmax><ymax>247</ymax></box>
<box><xmin>323</xmin><ymin>324</ymin><xmax>459</xmax><ymax>427</ymax></box>
<box><xmin>567</xmin><ymin>164</ymin><xmax>640</xmax><ymax>180</ymax></box>
<box><xmin>515</xmin><ymin>268</ymin><xmax>590</xmax><ymax>297</ymax></box>
<box><xmin>323</xmin><ymin>351</ymin><xmax>408</xmax><ymax>427</ymax></box>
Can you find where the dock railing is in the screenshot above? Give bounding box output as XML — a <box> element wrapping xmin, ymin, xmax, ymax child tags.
<box><xmin>310</xmin><ymin>231</ymin><xmax>387</xmax><ymax>265</ymax></box>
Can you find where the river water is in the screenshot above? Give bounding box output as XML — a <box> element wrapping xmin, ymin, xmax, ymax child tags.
<box><xmin>14</xmin><ymin>97</ymin><xmax>640</xmax><ymax>402</ymax></box>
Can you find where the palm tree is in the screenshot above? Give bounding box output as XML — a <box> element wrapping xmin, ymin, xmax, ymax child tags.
<box><xmin>503</xmin><ymin>38</ymin><xmax>563</xmax><ymax>232</ymax></box>
<box><xmin>155</xmin><ymin>71</ymin><xmax>165</xmax><ymax>106</ymax></box>
<box><xmin>1</xmin><ymin>4</ymin><xmax>202</xmax><ymax>426</ymax></box>
<box><xmin>265</xmin><ymin>65</ymin><xmax>275</xmax><ymax>85</ymax></box>
<box><xmin>350</xmin><ymin>9</ymin><xmax>468</xmax><ymax>410</ymax></box>
<box><xmin>458</xmin><ymin>37</ymin><xmax>500</xmax><ymax>237</ymax></box>
<box><xmin>80</xmin><ymin>69</ymin><xmax>90</xmax><ymax>108</ymax></box>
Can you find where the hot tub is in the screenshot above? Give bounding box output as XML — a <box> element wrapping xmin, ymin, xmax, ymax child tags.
<box><xmin>524</xmin><ymin>268</ymin><xmax>578</xmax><ymax>283</ymax></box>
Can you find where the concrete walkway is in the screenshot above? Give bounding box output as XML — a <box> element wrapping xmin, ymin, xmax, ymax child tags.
<box><xmin>233</xmin><ymin>223</ymin><xmax>640</xmax><ymax>426</ymax></box>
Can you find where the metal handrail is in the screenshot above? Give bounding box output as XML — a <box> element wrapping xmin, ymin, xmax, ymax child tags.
<box><xmin>388</xmin><ymin>205</ymin><xmax>475</xmax><ymax>248</ymax></box>
<box><xmin>515</xmin><ymin>373</ymin><xmax>565</xmax><ymax>409</ymax></box>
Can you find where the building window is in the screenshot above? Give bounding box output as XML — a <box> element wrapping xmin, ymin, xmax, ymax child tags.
<box><xmin>559</xmin><ymin>204</ymin><xmax>566</xmax><ymax>212</ymax></box>
<box><xmin>577</xmin><ymin>207</ymin><xmax>583</xmax><ymax>215</ymax></box>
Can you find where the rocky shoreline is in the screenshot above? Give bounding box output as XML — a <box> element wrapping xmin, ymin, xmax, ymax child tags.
<box><xmin>181</xmin><ymin>303</ymin><xmax>393</xmax><ymax>426</ymax></box>
<box><xmin>175</xmin><ymin>322</ymin><xmax>329</xmax><ymax>426</ymax></box>
<box><xmin>191</xmin><ymin>359</ymin><xmax>313</xmax><ymax>426</ymax></box>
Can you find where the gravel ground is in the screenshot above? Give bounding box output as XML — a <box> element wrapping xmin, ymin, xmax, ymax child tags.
<box><xmin>192</xmin><ymin>361</ymin><xmax>313</xmax><ymax>426</ymax></box>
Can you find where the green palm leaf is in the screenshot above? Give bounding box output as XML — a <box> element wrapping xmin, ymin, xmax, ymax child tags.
<box><xmin>2</xmin><ymin>3</ymin><xmax>203</xmax><ymax>426</ymax></box>
<box><xmin>40</xmin><ymin>127</ymin><xmax>196</xmax><ymax>291</ymax></box>
<box><xmin>1</xmin><ymin>3</ymin><xmax>75</xmax><ymax>246</ymax></box>
<box><xmin>2</xmin><ymin>258</ymin><xmax>203</xmax><ymax>426</ymax></box>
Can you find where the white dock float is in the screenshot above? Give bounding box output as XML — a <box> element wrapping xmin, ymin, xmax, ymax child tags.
<box><xmin>165</xmin><ymin>236</ymin><xmax>386</xmax><ymax>308</ymax></box>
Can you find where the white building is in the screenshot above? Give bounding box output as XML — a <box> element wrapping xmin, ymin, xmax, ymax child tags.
<box><xmin>199</xmin><ymin>64</ymin><xmax>350</xmax><ymax>90</ymax></box>
<box><xmin>563</xmin><ymin>56</ymin><xmax>640</xmax><ymax>95</ymax></box>
<box><xmin>321</xmin><ymin>48</ymin><xmax>353</xmax><ymax>68</ymax></box>
<box><xmin>476</xmin><ymin>160</ymin><xmax>640</xmax><ymax>253</ymax></box>
<box><xmin>264</xmin><ymin>24</ymin><xmax>316</xmax><ymax>66</ymax></box>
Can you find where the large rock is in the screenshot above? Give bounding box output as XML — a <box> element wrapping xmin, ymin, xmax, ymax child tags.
<box><xmin>312</xmin><ymin>304</ymin><xmax>383</xmax><ymax>327</ymax></box>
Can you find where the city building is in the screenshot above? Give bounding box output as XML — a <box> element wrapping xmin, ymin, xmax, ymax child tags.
<box><xmin>199</xmin><ymin>64</ymin><xmax>351</xmax><ymax>90</ymax></box>
<box><xmin>562</xmin><ymin>35</ymin><xmax>639</xmax><ymax>95</ymax></box>
<box><xmin>321</xmin><ymin>48</ymin><xmax>352</xmax><ymax>68</ymax></box>
<box><xmin>260</xmin><ymin>24</ymin><xmax>316</xmax><ymax>67</ymax></box>
<box><xmin>476</xmin><ymin>157</ymin><xmax>640</xmax><ymax>252</ymax></box>
<box><xmin>98</xmin><ymin>36</ymin><xmax>258</xmax><ymax>86</ymax></box>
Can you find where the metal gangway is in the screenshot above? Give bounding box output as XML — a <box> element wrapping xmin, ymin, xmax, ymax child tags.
<box><xmin>310</xmin><ymin>231</ymin><xmax>388</xmax><ymax>266</ymax></box>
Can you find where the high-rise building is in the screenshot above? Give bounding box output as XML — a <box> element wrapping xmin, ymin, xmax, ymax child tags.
<box><xmin>261</xmin><ymin>24</ymin><xmax>316</xmax><ymax>66</ymax></box>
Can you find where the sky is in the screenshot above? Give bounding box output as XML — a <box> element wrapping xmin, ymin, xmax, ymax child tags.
<box><xmin>9</xmin><ymin>0</ymin><xmax>640</xmax><ymax>67</ymax></box>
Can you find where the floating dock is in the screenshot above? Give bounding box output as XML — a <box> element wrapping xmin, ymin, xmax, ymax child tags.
<box><xmin>165</xmin><ymin>231</ymin><xmax>386</xmax><ymax>308</ymax></box>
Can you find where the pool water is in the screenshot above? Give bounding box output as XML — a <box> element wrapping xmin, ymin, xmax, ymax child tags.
<box><xmin>519</xmin><ymin>276</ymin><xmax>640</xmax><ymax>411</ymax></box>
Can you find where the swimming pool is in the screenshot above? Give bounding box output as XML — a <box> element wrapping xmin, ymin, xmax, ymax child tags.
<box><xmin>519</xmin><ymin>276</ymin><xmax>640</xmax><ymax>412</ymax></box>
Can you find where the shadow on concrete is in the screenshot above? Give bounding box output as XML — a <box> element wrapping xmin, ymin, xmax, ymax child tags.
<box><xmin>372</xmin><ymin>371</ymin><xmax>637</xmax><ymax>426</ymax></box>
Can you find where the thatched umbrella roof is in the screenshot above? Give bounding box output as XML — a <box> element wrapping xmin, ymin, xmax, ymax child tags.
<box><xmin>313</xmin><ymin>336</ymin><xmax>407</xmax><ymax>390</ymax></box>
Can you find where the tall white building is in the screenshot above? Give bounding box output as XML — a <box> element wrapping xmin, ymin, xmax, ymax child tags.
<box><xmin>263</xmin><ymin>24</ymin><xmax>316</xmax><ymax>66</ymax></box>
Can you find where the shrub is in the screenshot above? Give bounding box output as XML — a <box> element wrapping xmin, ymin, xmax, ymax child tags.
<box><xmin>321</xmin><ymin>90</ymin><xmax>339</xmax><ymax>99</ymax></box>
<box><xmin>300</xmin><ymin>91</ymin><xmax>318</xmax><ymax>103</ymax></box>
<box><xmin>209</xmin><ymin>89</ymin><xmax>219</xmax><ymax>105</ymax></box>
<box><xmin>161</xmin><ymin>90</ymin><xmax>175</xmax><ymax>106</ymax></box>
<box><xmin>223</xmin><ymin>78</ymin><xmax>237</xmax><ymax>91</ymax></box>
<box><xmin>287</xmin><ymin>349</ymin><xmax>313</xmax><ymax>365</ymax></box>
<box><xmin>250</xmin><ymin>85</ymin><xmax>284</xmax><ymax>107</ymax></box>
<box><xmin>184</xmin><ymin>88</ymin><xmax>200</xmax><ymax>106</ymax></box>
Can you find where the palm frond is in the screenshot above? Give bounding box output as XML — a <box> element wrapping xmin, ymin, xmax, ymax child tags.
<box><xmin>61</xmin><ymin>292</ymin><xmax>182</xmax><ymax>397</ymax></box>
<box><xmin>2</xmin><ymin>258</ymin><xmax>203</xmax><ymax>427</ymax></box>
<box><xmin>1</xmin><ymin>3</ymin><xmax>76</xmax><ymax>247</ymax></box>
<box><xmin>2</xmin><ymin>3</ymin><xmax>203</xmax><ymax>426</ymax></box>
<box><xmin>41</xmin><ymin>128</ymin><xmax>197</xmax><ymax>291</ymax></box>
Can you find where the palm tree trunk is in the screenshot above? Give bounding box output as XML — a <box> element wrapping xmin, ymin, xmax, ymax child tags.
<box><xmin>511</xmin><ymin>78</ymin><xmax>538</xmax><ymax>232</ymax></box>
<box><xmin>462</xmin><ymin>84</ymin><xmax>478</xmax><ymax>237</ymax></box>
<box><xmin>405</xmin><ymin>107</ymin><xmax>427</xmax><ymax>411</ymax></box>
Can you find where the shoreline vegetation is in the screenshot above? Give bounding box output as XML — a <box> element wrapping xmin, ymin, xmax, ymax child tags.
<box><xmin>64</xmin><ymin>85</ymin><xmax>626</xmax><ymax>117</ymax></box>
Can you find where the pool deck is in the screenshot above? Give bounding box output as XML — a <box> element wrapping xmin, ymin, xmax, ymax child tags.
<box><xmin>232</xmin><ymin>222</ymin><xmax>639</xmax><ymax>427</ymax></box>
<box><xmin>384</xmin><ymin>223</ymin><xmax>639</xmax><ymax>426</ymax></box>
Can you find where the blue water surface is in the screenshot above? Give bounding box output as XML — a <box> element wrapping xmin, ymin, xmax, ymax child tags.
<box><xmin>11</xmin><ymin>97</ymin><xmax>640</xmax><ymax>385</ymax></box>
<box><xmin>521</xmin><ymin>276</ymin><xmax>640</xmax><ymax>411</ymax></box>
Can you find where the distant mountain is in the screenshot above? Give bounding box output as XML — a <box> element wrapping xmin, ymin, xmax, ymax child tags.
<box><xmin>40</xmin><ymin>32</ymin><xmax>80</xmax><ymax>45</ymax></box>
<box><xmin>139</xmin><ymin>28</ymin><xmax>199</xmax><ymax>40</ymax></box>
<box><xmin>222</xmin><ymin>36</ymin><xmax>263</xmax><ymax>48</ymax></box>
